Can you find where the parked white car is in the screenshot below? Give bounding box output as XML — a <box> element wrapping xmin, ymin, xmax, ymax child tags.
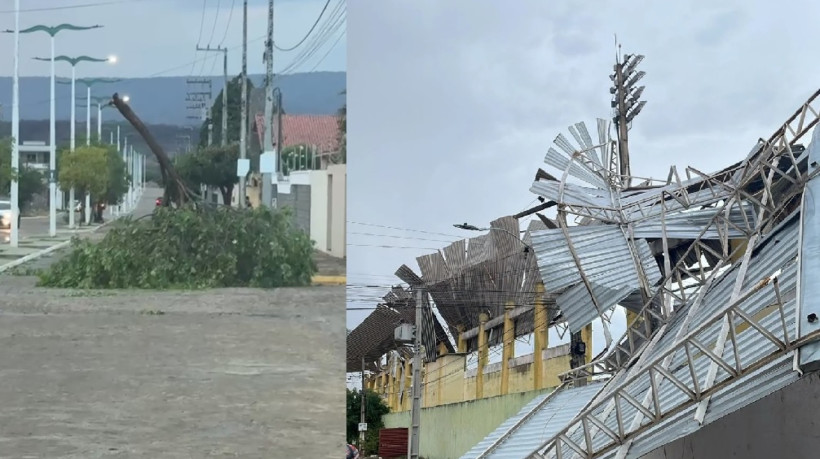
<box><xmin>0</xmin><ymin>200</ymin><xmax>20</xmax><ymax>229</ymax></box>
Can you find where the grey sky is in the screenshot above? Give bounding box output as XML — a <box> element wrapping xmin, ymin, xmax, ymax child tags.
<box><xmin>347</xmin><ymin>0</ymin><xmax>820</xmax><ymax>356</ymax></box>
<box><xmin>0</xmin><ymin>0</ymin><xmax>345</xmax><ymax>78</ymax></box>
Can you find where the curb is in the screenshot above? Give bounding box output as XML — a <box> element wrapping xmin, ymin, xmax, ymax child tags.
<box><xmin>311</xmin><ymin>275</ymin><xmax>346</xmax><ymax>286</ymax></box>
<box><xmin>0</xmin><ymin>239</ymin><xmax>71</xmax><ymax>273</ymax></box>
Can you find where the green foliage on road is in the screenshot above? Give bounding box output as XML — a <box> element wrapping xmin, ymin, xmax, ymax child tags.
<box><xmin>58</xmin><ymin>143</ymin><xmax>129</xmax><ymax>206</ymax></box>
<box><xmin>174</xmin><ymin>143</ymin><xmax>239</xmax><ymax>204</ymax></box>
<box><xmin>0</xmin><ymin>137</ymin><xmax>48</xmax><ymax>210</ymax></box>
<box><xmin>37</xmin><ymin>205</ymin><xmax>316</xmax><ymax>289</ymax></box>
<box><xmin>347</xmin><ymin>388</ymin><xmax>390</xmax><ymax>455</ymax></box>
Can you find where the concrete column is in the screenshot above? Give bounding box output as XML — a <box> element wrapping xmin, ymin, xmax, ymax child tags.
<box><xmin>500</xmin><ymin>301</ymin><xmax>515</xmax><ymax>395</ymax></box>
<box><xmin>533</xmin><ymin>282</ymin><xmax>548</xmax><ymax>390</ymax></box>
<box><xmin>457</xmin><ymin>324</ymin><xmax>467</xmax><ymax>353</ymax></box>
<box><xmin>476</xmin><ymin>312</ymin><xmax>489</xmax><ymax>399</ymax></box>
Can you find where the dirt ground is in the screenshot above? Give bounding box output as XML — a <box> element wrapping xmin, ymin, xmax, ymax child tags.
<box><xmin>0</xmin><ymin>275</ymin><xmax>345</xmax><ymax>458</ymax></box>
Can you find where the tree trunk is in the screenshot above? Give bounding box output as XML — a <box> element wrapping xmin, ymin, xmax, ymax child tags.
<box><xmin>111</xmin><ymin>93</ymin><xmax>190</xmax><ymax>206</ymax></box>
<box><xmin>219</xmin><ymin>185</ymin><xmax>233</xmax><ymax>206</ymax></box>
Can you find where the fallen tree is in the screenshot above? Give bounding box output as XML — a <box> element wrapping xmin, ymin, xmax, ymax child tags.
<box><xmin>35</xmin><ymin>94</ymin><xmax>317</xmax><ymax>289</ymax></box>
<box><xmin>38</xmin><ymin>206</ymin><xmax>316</xmax><ymax>289</ymax></box>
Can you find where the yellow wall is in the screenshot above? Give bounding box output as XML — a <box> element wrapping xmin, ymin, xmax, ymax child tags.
<box><xmin>373</xmin><ymin>344</ymin><xmax>571</xmax><ymax>412</ymax></box>
<box><xmin>384</xmin><ymin>388</ymin><xmax>553</xmax><ymax>459</ymax></box>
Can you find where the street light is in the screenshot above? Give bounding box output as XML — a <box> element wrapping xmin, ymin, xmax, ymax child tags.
<box><xmin>40</xmin><ymin>56</ymin><xmax>115</xmax><ymax>227</ymax></box>
<box><xmin>59</xmin><ymin>77</ymin><xmax>120</xmax><ymax>144</ymax></box>
<box><xmin>5</xmin><ymin>23</ymin><xmax>103</xmax><ymax>237</ymax></box>
<box><xmin>453</xmin><ymin>222</ymin><xmax>533</xmax><ymax>254</ymax></box>
<box><xmin>7</xmin><ymin>0</ymin><xmax>20</xmax><ymax>247</ymax></box>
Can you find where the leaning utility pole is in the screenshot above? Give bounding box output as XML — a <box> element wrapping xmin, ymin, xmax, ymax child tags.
<box><xmin>196</xmin><ymin>45</ymin><xmax>228</xmax><ymax>146</ymax></box>
<box><xmin>610</xmin><ymin>45</ymin><xmax>647</xmax><ymax>189</ymax></box>
<box><xmin>409</xmin><ymin>289</ymin><xmax>423</xmax><ymax>459</ymax></box>
<box><xmin>261</xmin><ymin>0</ymin><xmax>275</xmax><ymax>208</ymax></box>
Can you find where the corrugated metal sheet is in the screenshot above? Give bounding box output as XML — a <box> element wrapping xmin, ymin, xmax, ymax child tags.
<box><xmin>530</xmin><ymin>181</ymin><xmax>612</xmax><ymax>209</ymax></box>
<box><xmin>631</xmin><ymin>202</ymin><xmax>757</xmax><ymax>239</ymax></box>
<box><xmin>379</xmin><ymin>427</ymin><xmax>408</xmax><ymax>458</ymax></box>
<box><xmin>530</xmin><ymin>224</ymin><xmax>661</xmax><ymax>331</ymax></box>
<box><xmin>552</xmin><ymin>217</ymin><xmax>803</xmax><ymax>458</ymax></box>
<box><xmin>459</xmin><ymin>383</ymin><xmax>605</xmax><ymax>459</ymax></box>
<box><xmin>557</xmin><ymin>283</ymin><xmax>633</xmax><ymax>334</ymax></box>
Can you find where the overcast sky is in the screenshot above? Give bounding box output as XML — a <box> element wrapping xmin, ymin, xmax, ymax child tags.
<box><xmin>0</xmin><ymin>0</ymin><xmax>345</xmax><ymax>78</ymax></box>
<box><xmin>347</xmin><ymin>0</ymin><xmax>820</xmax><ymax>358</ymax></box>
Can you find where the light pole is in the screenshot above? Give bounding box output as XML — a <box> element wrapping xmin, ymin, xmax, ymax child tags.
<box><xmin>10</xmin><ymin>23</ymin><xmax>102</xmax><ymax>236</ymax></box>
<box><xmin>41</xmin><ymin>56</ymin><xmax>115</xmax><ymax>228</ymax></box>
<box><xmin>8</xmin><ymin>0</ymin><xmax>20</xmax><ymax>247</ymax></box>
<box><xmin>61</xmin><ymin>77</ymin><xmax>120</xmax><ymax>144</ymax></box>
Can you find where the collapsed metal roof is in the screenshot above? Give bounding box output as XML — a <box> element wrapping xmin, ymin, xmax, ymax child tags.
<box><xmin>456</xmin><ymin>89</ymin><xmax>820</xmax><ymax>458</ymax></box>
<box><xmin>345</xmin><ymin>286</ymin><xmax>454</xmax><ymax>373</ymax></box>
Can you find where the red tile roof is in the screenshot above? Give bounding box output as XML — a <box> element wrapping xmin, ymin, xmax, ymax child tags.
<box><xmin>255</xmin><ymin>113</ymin><xmax>341</xmax><ymax>154</ymax></box>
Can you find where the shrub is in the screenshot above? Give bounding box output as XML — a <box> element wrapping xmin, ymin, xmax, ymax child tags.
<box><xmin>38</xmin><ymin>206</ymin><xmax>316</xmax><ymax>289</ymax></box>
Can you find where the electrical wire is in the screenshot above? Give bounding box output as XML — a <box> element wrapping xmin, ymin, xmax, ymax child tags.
<box><xmin>308</xmin><ymin>28</ymin><xmax>344</xmax><ymax>72</ymax></box>
<box><xmin>273</xmin><ymin>0</ymin><xmax>331</xmax><ymax>52</ymax></box>
<box><xmin>278</xmin><ymin>0</ymin><xmax>345</xmax><ymax>74</ymax></box>
<box><xmin>191</xmin><ymin>0</ymin><xmax>209</xmax><ymax>76</ymax></box>
<box><xmin>205</xmin><ymin>0</ymin><xmax>223</xmax><ymax>76</ymax></box>
<box><xmin>217</xmin><ymin>0</ymin><xmax>236</xmax><ymax>47</ymax></box>
<box><xmin>0</xmin><ymin>0</ymin><xmax>148</xmax><ymax>14</ymax></box>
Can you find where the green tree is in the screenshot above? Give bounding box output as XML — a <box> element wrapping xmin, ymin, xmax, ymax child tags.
<box><xmin>346</xmin><ymin>388</ymin><xmax>390</xmax><ymax>455</ymax></box>
<box><xmin>199</xmin><ymin>75</ymin><xmax>256</xmax><ymax>147</ymax></box>
<box><xmin>17</xmin><ymin>166</ymin><xmax>46</xmax><ymax>212</ymax></box>
<box><xmin>175</xmin><ymin>143</ymin><xmax>239</xmax><ymax>204</ymax></box>
<box><xmin>58</xmin><ymin>144</ymin><xmax>129</xmax><ymax>212</ymax></box>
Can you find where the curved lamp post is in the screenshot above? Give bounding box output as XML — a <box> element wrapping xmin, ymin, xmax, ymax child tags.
<box><xmin>59</xmin><ymin>76</ymin><xmax>120</xmax><ymax>145</ymax></box>
<box><xmin>42</xmin><ymin>56</ymin><xmax>115</xmax><ymax>227</ymax></box>
<box><xmin>12</xmin><ymin>23</ymin><xmax>103</xmax><ymax>236</ymax></box>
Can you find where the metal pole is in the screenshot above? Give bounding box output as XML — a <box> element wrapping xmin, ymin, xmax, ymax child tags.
<box><xmin>86</xmin><ymin>86</ymin><xmax>91</xmax><ymax>145</ymax></box>
<box><xmin>122</xmin><ymin>134</ymin><xmax>127</xmax><ymax>214</ymax></box>
<box><xmin>69</xmin><ymin>65</ymin><xmax>76</xmax><ymax>229</ymax></box>
<box><xmin>48</xmin><ymin>34</ymin><xmax>57</xmax><ymax>237</ymax></box>
<box><xmin>261</xmin><ymin>0</ymin><xmax>274</xmax><ymax>208</ymax></box>
<box><xmin>409</xmin><ymin>289</ymin><xmax>423</xmax><ymax>459</ymax></box>
<box><xmin>222</xmin><ymin>48</ymin><xmax>228</xmax><ymax>147</ymax></box>
<box><xmin>97</xmin><ymin>103</ymin><xmax>102</xmax><ymax>141</ymax></box>
<box><xmin>238</xmin><ymin>0</ymin><xmax>248</xmax><ymax>208</ymax></box>
<box><xmin>360</xmin><ymin>356</ymin><xmax>367</xmax><ymax>454</ymax></box>
<box><xmin>9</xmin><ymin>0</ymin><xmax>20</xmax><ymax>247</ymax></box>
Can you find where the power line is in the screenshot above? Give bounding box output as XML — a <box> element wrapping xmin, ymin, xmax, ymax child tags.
<box><xmin>0</xmin><ymin>0</ymin><xmax>147</xmax><ymax>14</ymax></box>
<box><xmin>272</xmin><ymin>0</ymin><xmax>331</xmax><ymax>52</ymax></box>
<box><xmin>191</xmin><ymin>0</ymin><xmax>209</xmax><ymax>76</ymax></box>
<box><xmin>308</xmin><ymin>28</ymin><xmax>344</xmax><ymax>72</ymax></box>
<box><xmin>278</xmin><ymin>0</ymin><xmax>345</xmax><ymax>74</ymax></box>
<box><xmin>217</xmin><ymin>0</ymin><xmax>236</xmax><ymax>46</ymax></box>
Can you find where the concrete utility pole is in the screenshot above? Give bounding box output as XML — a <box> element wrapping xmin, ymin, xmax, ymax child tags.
<box><xmin>409</xmin><ymin>289</ymin><xmax>423</xmax><ymax>459</ymax></box>
<box><xmin>610</xmin><ymin>46</ymin><xmax>647</xmax><ymax>188</ymax></box>
<box><xmin>359</xmin><ymin>356</ymin><xmax>367</xmax><ymax>453</ymax></box>
<box><xmin>238</xmin><ymin>0</ymin><xmax>248</xmax><ymax>208</ymax></box>
<box><xmin>196</xmin><ymin>45</ymin><xmax>228</xmax><ymax>146</ymax></box>
<box><xmin>261</xmin><ymin>0</ymin><xmax>275</xmax><ymax>208</ymax></box>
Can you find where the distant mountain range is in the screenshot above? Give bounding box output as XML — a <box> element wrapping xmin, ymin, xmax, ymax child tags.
<box><xmin>0</xmin><ymin>71</ymin><xmax>345</xmax><ymax>126</ymax></box>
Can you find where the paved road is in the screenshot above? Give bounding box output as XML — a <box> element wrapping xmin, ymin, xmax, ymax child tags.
<box><xmin>1</xmin><ymin>200</ymin><xmax>136</xmax><ymax>240</ymax></box>
<box><xmin>0</xmin><ymin>186</ymin><xmax>345</xmax><ymax>458</ymax></box>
